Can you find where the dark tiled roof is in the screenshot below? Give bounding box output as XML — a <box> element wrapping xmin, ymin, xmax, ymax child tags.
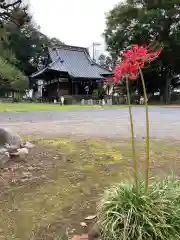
<box><xmin>31</xmin><ymin>44</ymin><xmax>113</xmax><ymax>79</ymax></box>
<box><xmin>48</xmin><ymin>45</ymin><xmax>112</xmax><ymax>79</ymax></box>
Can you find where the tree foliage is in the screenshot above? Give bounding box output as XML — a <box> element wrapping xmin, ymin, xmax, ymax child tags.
<box><xmin>0</xmin><ymin>1</ymin><xmax>29</xmax><ymax>92</ymax></box>
<box><xmin>98</xmin><ymin>54</ymin><xmax>114</xmax><ymax>70</ymax></box>
<box><xmin>4</xmin><ymin>11</ymin><xmax>64</xmax><ymax>76</ymax></box>
<box><xmin>0</xmin><ymin>56</ymin><xmax>28</xmax><ymax>90</ymax></box>
<box><xmin>0</xmin><ymin>1</ymin><xmax>63</xmax><ymax>93</ymax></box>
<box><xmin>0</xmin><ymin>0</ymin><xmax>29</xmax><ymax>26</ymax></box>
<box><xmin>104</xmin><ymin>0</ymin><xmax>180</xmax><ymax>102</ymax></box>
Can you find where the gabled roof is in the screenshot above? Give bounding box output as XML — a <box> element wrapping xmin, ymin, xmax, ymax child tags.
<box><xmin>31</xmin><ymin>44</ymin><xmax>113</xmax><ymax>79</ymax></box>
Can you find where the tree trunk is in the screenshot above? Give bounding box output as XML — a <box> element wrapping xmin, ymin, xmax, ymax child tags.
<box><xmin>163</xmin><ymin>73</ymin><xmax>171</xmax><ymax>104</ymax></box>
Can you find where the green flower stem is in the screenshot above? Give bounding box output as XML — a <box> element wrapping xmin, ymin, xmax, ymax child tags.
<box><xmin>138</xmin><ymin>66</ymin><xmax>150</xmax><ymax>193</ymax></box>
<box><xmin>126</xmin><ymin>77</ymin><xmax>138</xmax><ymax>193</ymax></box>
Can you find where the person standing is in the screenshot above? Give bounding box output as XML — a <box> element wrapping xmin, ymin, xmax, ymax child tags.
<box><xmin>140</xmin><ymin>96</ymin><xmax>144</xmax><ymax>105</ymax></box>
<box><xmin>60</xmin><ymin>95</ymin><xmax>64</xmax><ymax>105</ymax></box>
<box><xmin>85</xmin><ymin>85</ymin><xmax>89</xmax><ymax>95</ymax></box>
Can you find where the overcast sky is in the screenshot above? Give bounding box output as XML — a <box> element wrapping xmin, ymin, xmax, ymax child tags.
<box><xmin>29</xmin><ymin>0</ymin><xmax>119</xmax><ymax>56</ymax></box>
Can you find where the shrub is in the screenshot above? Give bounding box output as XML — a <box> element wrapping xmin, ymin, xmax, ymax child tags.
<box><xmin>98</xmin><ymin>176</ymin><xmax>180</xmax><ymax>240</ymax></box>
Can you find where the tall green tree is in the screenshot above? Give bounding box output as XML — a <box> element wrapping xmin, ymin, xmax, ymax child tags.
<box><xmin>0</xmin><ymin>1</ymin><xmax>63</xmax><ymax>93</ymax></box>
<box><xmin>5</xmin><ymin>22</ymin><xmax>46</xmax><ymax>75</ymax></box>
<box><xmin>104</xmin><ymin>0</ymin><xmax>180</xmax><ymax>103</ymax></box>
<box><xmin>5</xmin><ymin>18</ymin><xmax>64</xmax><ymax>76</ymax></box>
<box><xmin>0</xmin><ymin>1</ymin><xmax>29</xmax><ymax>92</ymax></box>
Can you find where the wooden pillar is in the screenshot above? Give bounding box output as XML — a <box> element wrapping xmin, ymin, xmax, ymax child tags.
<box><xmin>71</xmin><ymin>80</ymin><xmax>73</xmax><ymax>95</ymax></box>
<box><xmin>75</xmin><ymin>82</ymin><xmax>78</xmax><ymax>95</ymax></box>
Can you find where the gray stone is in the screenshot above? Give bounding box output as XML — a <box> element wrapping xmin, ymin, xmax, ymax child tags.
<box><xmin>0</xmin><ymin>128</ymin><xmax>22</xmax><ymax>149</ymax></box>
<box><xmin>81</xmin><ymin>99</ymin><xmax>85</xmax><ymax>105</ymax></box>
<box><xmin>89</xmin><ymin>99</ymin><xmax>93</xmax><ymax>105</ymax></box>
<box><xmin>0</xmin><ymin>128</ymin><xmax>34</xmax><ymax>160</ymax></box>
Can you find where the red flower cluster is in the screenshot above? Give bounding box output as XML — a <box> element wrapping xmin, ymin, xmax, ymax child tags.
<box><xmin>113</xmin><ymin>44</ymin><xmax>162</xmax><ymax>81</ymax></box>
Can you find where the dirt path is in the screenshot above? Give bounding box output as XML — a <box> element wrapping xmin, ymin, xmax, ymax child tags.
<box><xmin>0</xmin><ymin>107</ymin><xmax>180</xmax><ymax>139</ymax></box>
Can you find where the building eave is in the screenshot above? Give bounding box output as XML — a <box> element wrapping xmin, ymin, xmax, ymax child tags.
<box><xmin>30</xmin><ymin>67</ymin><xmax>48</xmax><ymax>78</ymax></box>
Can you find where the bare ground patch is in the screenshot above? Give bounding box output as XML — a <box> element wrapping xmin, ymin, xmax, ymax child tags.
<box><xmin>0</xmin><ymin>138</ymin><xmax>180</xmax><ymax>239</ymax></box>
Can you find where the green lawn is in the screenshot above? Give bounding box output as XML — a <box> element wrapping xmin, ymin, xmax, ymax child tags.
<box><xmin>0</xmin><ymin>103</ymin><xmax>122</xmax><ymax>112</ymax></box>
<box><xmin>0</xmin><ymin>103</ymin><xmax>163</xmax><ymax>112</ymax></box>
<box><xmin>0</xmin><ymin>138</ymin><xmax>179</xmax><ymax>239</ymax></box>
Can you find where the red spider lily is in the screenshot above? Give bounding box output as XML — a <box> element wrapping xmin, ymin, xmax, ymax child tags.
<box><xmin>124</xmin><ymin>45</ymin><xmax>162</xmax><ymax>65</ymax></box>
<box><xmin>113</xmin><ymin>44</ymin><xmax>162</xmax><ymax>81</ymax></box>
<box><xmin>113</xmin><ymin>59</ymin><xmax>138</xmax><ymax>81</ymax></box>
<box><xmin>113</xmin><ymin>61</ymin><xmax>128</xmax><ymax>81</ymax></box>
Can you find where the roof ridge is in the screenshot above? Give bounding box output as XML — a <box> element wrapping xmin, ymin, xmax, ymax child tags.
<box><xmin>83</xmin><ymin>49</ymin><xmax>95</xmax><ymax>65</ymax></box>
<box><xmin>48</xmin><ymin>47</ymin><xmax>64</xmax><ymax>66</ymax></box>
<box><xmin>49</xmin><ymin>44</ymin><xmax>94</xmax><ymax>65</ymax></box>
<box><xmin>50</xmin><ymin>44</ymin><xmax>88</xmax><ymax>52</ymax></box>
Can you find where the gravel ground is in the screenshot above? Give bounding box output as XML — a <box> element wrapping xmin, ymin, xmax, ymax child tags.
<box><xmin>0</xmin><ymin>107</ymin><xmax>180</xmax><ymax>140</ymax></box>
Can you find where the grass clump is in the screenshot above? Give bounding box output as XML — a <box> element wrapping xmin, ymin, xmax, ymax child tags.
<box><xmin>98</xmin><ymin>176</ymin><xmax>180</xmax><ymax>240</ymax></box>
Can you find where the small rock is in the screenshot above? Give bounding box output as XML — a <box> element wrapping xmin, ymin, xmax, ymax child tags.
<box><xmin>27</xmin><ymin>166</ymin><xmax>34</xmax><ymax>171</ymax></box>
<box><xmin>24</xmin><ymin>142</ymin><xmax>35</xmax><ymax>149</ymax></box>
<box><xmin>80</xmin><ymin>222</ymin><xmax>87</xmax><ymax>227</ymax></box>
<box><xmin>84</xmin><ymin>215</ymin><xmax>97</xmax><ymax>220</ymax></box>
<box><xmin>41</xmin><ymin>175</ymin><xmax>46</xmax><ymax>179</ymax></box>
<box><xmin>22</xmin><ymin>172</ymin><xmax>32</xmax><ymax>178</ymax></box>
